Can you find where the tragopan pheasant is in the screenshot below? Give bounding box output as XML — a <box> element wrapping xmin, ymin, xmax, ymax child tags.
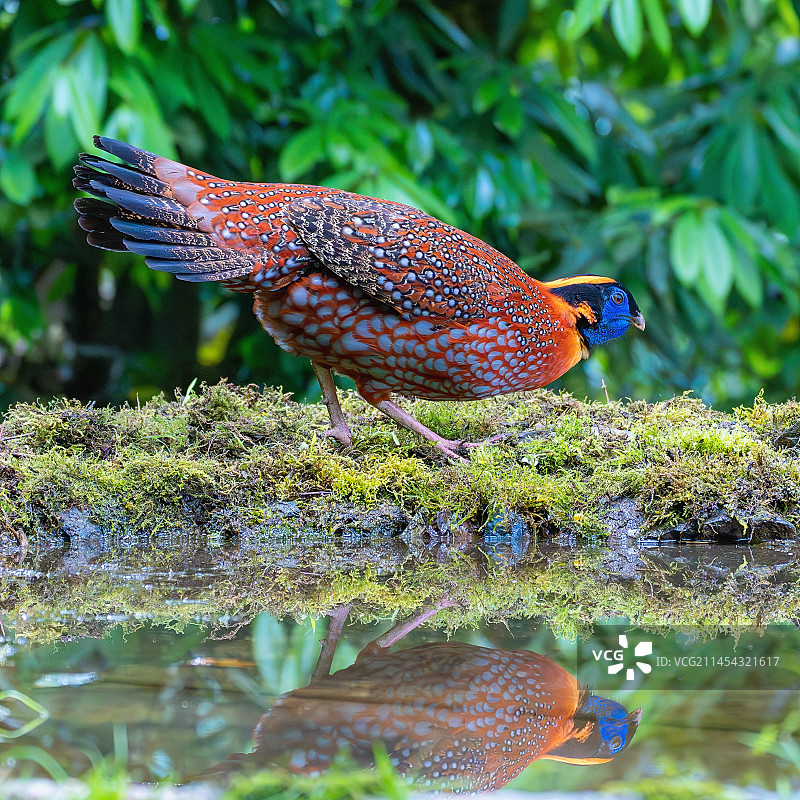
<box><xmin>74</xmin><ymin>137</ymin><xmax>645</xmax><ymax>459</ymax></box>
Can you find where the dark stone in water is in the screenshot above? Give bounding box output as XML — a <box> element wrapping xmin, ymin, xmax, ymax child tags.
<box><xmin>654</xmin><ymin>510</ymin><xmax>797</xmax><ymax>544</ymax></box>
<box><xmin>657</xmin><ymin>519</ymin><xmax>699</xmax><ymax>542</ymax></box>
<box><xmin>699</xmin><ymin>512</ymin><xmax>746</xmax><ymax>542</ymax></box>
<box><xmin>747</xmin><ymin>514</ymin><xmax>797</xmax><ymax>542</ymax></box>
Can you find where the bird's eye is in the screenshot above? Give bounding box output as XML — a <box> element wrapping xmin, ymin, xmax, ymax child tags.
<box><xmin>611</xmin><ymin>291</ymin><xmax>625</xmax><ymax>305</ymax></box>
<box><xmin>608</xmin><ymin>735</ymin><xmax>623</xmax><ymax>752</ymax></box>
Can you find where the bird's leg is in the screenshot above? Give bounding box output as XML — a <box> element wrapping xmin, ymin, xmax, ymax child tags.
<box><xmin>312</xmin><ymin>360</ymin><xmax>352</xmax><ymax>447</ymax></box>
<box><xmin>369</xmin><ymin>599</ymin><xmax>456</xmax><ymax>652</ymax></box>
<box><xmin>374</xmin><ymin>399</ymin><xmax>469</xmax><ymax>462</ymax></box>
<box><xmin>311</xmin><ymin>603</ymin><xmax>352</xmax><ymax>681</ymax></box>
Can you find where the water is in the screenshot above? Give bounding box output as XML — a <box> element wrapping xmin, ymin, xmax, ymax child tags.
<box><xmin>1</xmin><ymin>610</ymin><xmax>799</xmax><ymax>796</ymax></box>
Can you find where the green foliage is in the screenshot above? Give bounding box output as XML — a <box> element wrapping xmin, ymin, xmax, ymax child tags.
<box><xmin>1</xmin><ymin>0</ymin><xmax>800</xmax><ymax>408</ymax></box>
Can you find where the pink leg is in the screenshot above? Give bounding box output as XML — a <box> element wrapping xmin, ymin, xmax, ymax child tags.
<box><xmin>368</xmin><ymin>599</ymin><xmax>456</xmax><ymax>652</ymax></box>
<box><xmin>374</xmin><ymin>400</ymin><xmax>512</xmax><ymax>461</ymax></box>
<box><xmin>374</xmin><ymin>399</ymin><xmax>471</xmax><ymax>462</ymax></box>
<box><xmin>311</xmin><ymin>604</ymin><xmax>352</xmax><ymax>680</ymax></box>
<box><xmin>312</xmin><ymin>361</ymin><xmax>352</xmax><ymax>447</ymax></box>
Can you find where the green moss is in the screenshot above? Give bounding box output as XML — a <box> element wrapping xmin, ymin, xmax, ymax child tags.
<box><xmin>2</xmin><ymin>382</ymin><xmax>798</xmax><ymax>538</ymax></box>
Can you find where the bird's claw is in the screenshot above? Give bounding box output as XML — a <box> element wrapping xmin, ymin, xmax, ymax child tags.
<box><xmin>435</xmin><ymin>440</ymin><xmax>470</xmax><ymax>463</ymax></box>
<box><xmin>321</xmin><ymin>425</ymin><xmax>352</xmax><ymax>447</ymax></box>
<box><xmin>459</xmin><ymin>431</ymin><xmax>514</xmax><ymax>449</ymax></box>
<box><xmin>435</xmin><ymin>431</ymin><xmax>514</xmax><ymax>462</ymax></box>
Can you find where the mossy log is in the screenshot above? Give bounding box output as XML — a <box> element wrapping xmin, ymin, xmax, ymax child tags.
<box><xmin>1</xmin><ymin>381</ymin><xmax>799</xmax><ymax>638</ymax></box>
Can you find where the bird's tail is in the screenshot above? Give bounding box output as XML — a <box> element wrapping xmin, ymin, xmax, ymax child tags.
<box><xmin>73</xmin><ymin>136</ymin><xmax>258</xmax><ymax>286</ymax></box>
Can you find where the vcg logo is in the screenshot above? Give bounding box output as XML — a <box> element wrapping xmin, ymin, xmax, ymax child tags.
<box><xmin>592</xmin><ymin>634</ymin><xmax>654</xmax><ymax>681</ymax></box>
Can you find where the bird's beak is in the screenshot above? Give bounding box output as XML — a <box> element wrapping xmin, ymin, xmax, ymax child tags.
<box><xmin>629</xmin><ymin>312</ymin><xmax>646</xmax><ymax>331</ymax></box>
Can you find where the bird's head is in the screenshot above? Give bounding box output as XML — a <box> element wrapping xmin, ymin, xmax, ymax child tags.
<box><xmin>544</xmin><ymin>276</ymin><xmax>645</xmax><ymax>358</ymax></box>
<box><xmin>541</xmin><ymin>692</ymin><xmax>642</xmax><ymax>765</ymax></box>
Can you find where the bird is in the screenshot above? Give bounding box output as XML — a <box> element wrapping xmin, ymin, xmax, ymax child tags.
<box><xmin>73</xmin><ymin>137</ymin><xmax>645</xmax><ymax>460</ymax></box>
<box><xmin>215</xmin><ymin>606</ymin><xmax>642</xmax><ymax>792</ymax></box>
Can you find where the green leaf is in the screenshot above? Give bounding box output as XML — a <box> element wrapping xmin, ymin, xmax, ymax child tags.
<box><xmin>470</xmin><ymin>167</ymin><xmax>495</xmax><ymax>219</ymax></box>
<box><xmin>67</xmin><ymin>66</ymin><xmax>101</xmax><ymax>145</ymax></box>
<box><xmin>44</xmin><ymin>103</ymin><xmax>78</xmax><ymax>169</ymax></box>
<box><xmin>4</xmin><ymin>31</ymin><xmax>78</xmax><ymax>142</ymax></box>
<box><xmin>611</xmin><ymin>0</ymin><xmax>644</xmax><ymax>57</ymax></box>
<box><xmin>406</xmin><ymin>120</ymin><xmax>434</xmax><ymax>173</ymax></box>
<box><xmin>474</xmin><ymin>76</ymin><xmax>505</xmax><ymax>113</ymax></box>
<box><xmin>106</xmin><ymin>0</ymin><xmax>142</xmax><ymax>54</ymax></box>
<box><xmin>558</xmin><ymin>0</ymin><xmax>612</xmax><ymax>42</ymax></box>
<box><xmin>757</xmin><ymin>134</ymin><xmax>800</xmax><ymax>237</ymax></box>
<box><xmin>109</xmin><ymin>64</ymin><xmax>175</xmax><ymax>156</ymax></box>
<box><xmin>0</xmin><ymin>150</ymin><xmax>36</xmax><ymax>206</ymax></box>
<box><xmin>717</xmin><ymin>207</ymin><xmax>759</xmax><ymax>259</ymax></box>
<box><xmin>732</xmin><ymin>251</ymin><xmax>763</xmax><ymax>309</ymax></box>
<box><xmin>325</xmin><ymin>128</ymin><xmax>351</xmax><ymax>169</ymax></box>
<box><xmin>763</xmin><ymin>104</ymin><xmax>800</xmax><ymax>160</ymax></box>
<box><xmin>678</xmin><ymin>0</ymin><xmax>712</xmax><ymax>36</ymax></box>
<box><xmin>497</xmin><ymin>0</ymin><xmax>529</xmax><ymax>54</ymax></box>
<box><xmin>189</xmin><ymin>74</ymin><xmax>232</xmax><ymax>139</ymax></box>
<box><xmin>527</xmin><ymin>132</ymin><xmax>600</xmax><ymax>201</ymax></box>
<box><xmin>493</xmin><ymin>97</ymin><xmax>524</xmax><ymax>138</ymax></box>
<box><xmin>669</xmin><ymin>210</ymin><xmax>702</xmax><ymax>284</ymax></box>
<box><xmin>537</xmin><ymin>90</ymin><xmax>598</xmax><ymax>163</ymax></box>
<box><xmin>190</xmin><ymin>28</ymin><xmax>236</xmax><ymax>94</ymax></box>
<box><xmin>699</xmin><ymin>210</ymin><xmax>734</xmax><ymax>300</ymax></box>
<box><xmin>417</xmin><ymin>2</ymin><xmax>474</xmax><ymax>50</ymax></box>
<box><xmin>104</xmin><ymin>105</ymin><xmax>146</xmax><ymax>144</ymax></box>
<box><xmin>721</xmin><ymin>122</ymin><xmax>759</xmax><ymax>212</ymax></box>
<box><xmin>279</xmin><ymin>127</ymin><xmax>325</xmax><ymax>182</ymax></box>
<box><xmin>642</xmin><ymin>0</ymin><xmax>672</xmax><ymax>55</ymax></box>
<box><xmin>65</xmin><ymin>33</ymin><xmax>108</xmax><ymax>146</ymax></box>
<box><xmin>645</xmin><ymin>229</ymin><xmax>671</xmax><ymax>298</ymax></box>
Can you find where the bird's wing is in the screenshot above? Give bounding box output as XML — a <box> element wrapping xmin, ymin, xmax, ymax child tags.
<box><xmin>282</xmin><ymin>193</ymin><xmax>535</xmax><ymax>321</ymax></box>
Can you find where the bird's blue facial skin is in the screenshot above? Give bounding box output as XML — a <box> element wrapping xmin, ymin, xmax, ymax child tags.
<box><xmin>581</xmin><ymin>695</ymin><xmax>633</xmax><ymax>754</ymax></box>
<box><xmin>583</xmin><ymin>289</ymin><xmax>633</xmax><ymax>348</ymax></box>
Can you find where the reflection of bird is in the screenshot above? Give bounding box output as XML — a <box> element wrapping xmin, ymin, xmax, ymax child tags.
<box><xmin>74</xmin><ymin>138</ymin><xmax>645</xmax><ymax>459</ymax></box>
<box><xmin>217</xmin><ymin>607</ymin><xmax>642</xmax><ymax>792</ymax></box>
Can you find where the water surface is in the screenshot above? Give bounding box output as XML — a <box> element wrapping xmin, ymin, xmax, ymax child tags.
<box><xmin>1</xmin><ymin>611</ymin><xmax>798</xmax><ymax>795</ymax></box>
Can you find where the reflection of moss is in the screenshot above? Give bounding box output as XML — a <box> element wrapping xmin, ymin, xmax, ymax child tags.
<box><xmin>0</xmin><ymin>381</ymin><xmax>798</xmax><ymax>538</ymax></box>
<box><xmin>3</xmin><ymin>537</ymin><xmax>799</xmax><ymax>644</ymax></box>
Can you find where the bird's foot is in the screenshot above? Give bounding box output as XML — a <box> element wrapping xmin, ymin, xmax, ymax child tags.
<box><xmin>435</xmin><ymin>431</ymin><xmax>514</xmax><ymax>462</ymax></box>
<box><xmin>321</xmin><ymin>422</ymin><xmax>353</xmax><ymax>447</ymax></box>
<box><xmin>458</xmin><ymin>431</ymin><xmax>515</xmax><ymax>450</ymax></box>
<box><xmin>434</xmin><ymin>439</ymin><xmax>470</xmax><ymax>463</ymax></box>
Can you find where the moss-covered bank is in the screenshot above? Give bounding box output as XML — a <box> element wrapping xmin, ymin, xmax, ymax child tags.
<box><xmin>1</xmin><ymin>381</ymin><xmax>798</xmax><ymax>539</ymax></box>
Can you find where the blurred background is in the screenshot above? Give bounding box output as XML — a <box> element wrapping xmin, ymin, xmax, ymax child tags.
<box><xmin>1</xmin><ymin>0</ymin><xmax>800</xmax><ymax>412</ymax></box>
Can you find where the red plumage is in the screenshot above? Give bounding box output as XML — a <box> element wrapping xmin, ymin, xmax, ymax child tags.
<box><xmin>74</xmin><ymin>137</ymin><xmax>644</xmax><ymax>459</ymax></box>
